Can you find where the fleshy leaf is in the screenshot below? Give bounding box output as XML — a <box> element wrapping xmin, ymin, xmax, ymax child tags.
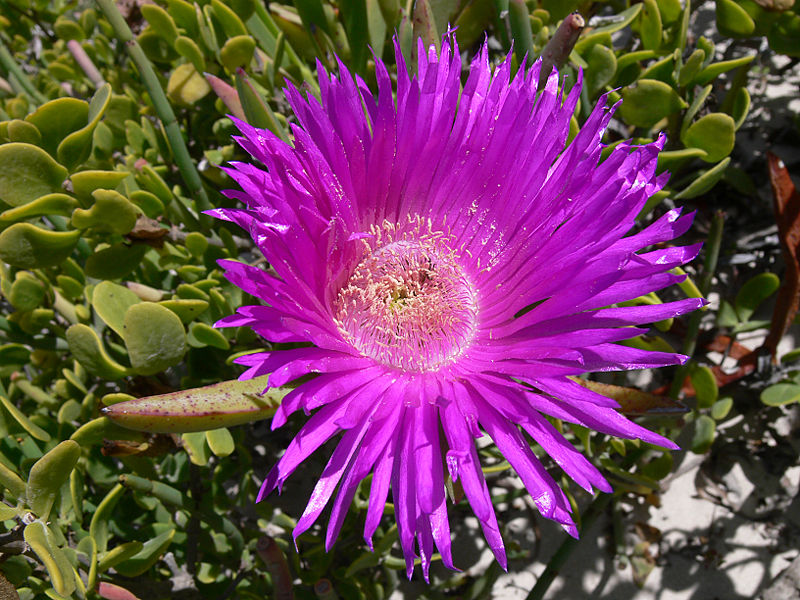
<box><xmin>761</xmin><ymin>383</ymin><xmax>800</xmax><ymax>407</ymax></box>
<box><xmin>103</xmin><ymin>375</ymin><xmax>286</xmax><ymax>432</ymax></box>
<box><xmin>619</xmin><ymin>79</ymin><xmax>687</xmax><ymax>129</ymax></box>
<box><xmin>682</xmin><ymin>113</ymin><xmax>736</xmax><ymax>163</ymax></box>
<box><xmin>57</xmin><ymin>83</ymin><xmax>112</xmax><ymax>171</ymax></box>
<box><xmin>0</xmin><ymin>193</ymin><xmax>79</xmax><ymax>224</ymax></box>
<box><xmin>25</xmin><ymin>440</ymin><xmax>81</xmax><ymax>520</ymax></box>
<box><xmin>0</xmin><ymin>224</ymin><xmax>80</xmax><ymax>269</ymax></box>
<box><xmin>70</xmin><ymin>170</ymin><xmax>129</xmax><ymax>202</ymax></box>
<box><xmin>220</xmin><ymin>35</ymin><xmax>256</xmax><ymax>71</ymax></box>
<box><xmin>71</xmin><ymin>189</ymin><xmax>140</xmax><ymax>234</ymax></box>
<box><xmin>690</xmin><ymin>365</ymin><xmax>718</xmax><ymax>409</ymax></box>
<box><xmin>66</xmin><ymin>324</ymin><xmax>131</xmax><ymax>380</ymax></box>
<box><xmin>0</xmin><ymin>143</ymin><xmax>68</xmax><ymax>207</ymax></box>
<box><xmin>24</xmin><ymin>521</ymin><xmax>76</xmax><ymax>597</ymax></box>
<box><xmin>92</xmin><ymin>281</ymin><xmax>142</xmax><ymax>337</ymax></box>
<box><xmin>690</xmin><ymin>415</ymin><xmax>716</xmax><ymax>453</ymax></box>
<box><xmin>121</xmin><ymin>302</ymin><xmax>187</xmax><ymax>375</ymax></box>
<box><xmin>735</xmin><ymin>272</ymin><xmax>780</xmax><ymax>322</ymax></box>
<box><xmin>167</xmin><ymin>63</ymin><xmax>211</xmax><ymax>105</ymax></box>
<box><xmin>25</xmin><ymin>97</ymin><xmax>89</xmax><ymax>156</ymax></box>
<box><xmin>84</xmin><ymin>243</ymin><xmax>149</xmax><ymax>280</ymax></box>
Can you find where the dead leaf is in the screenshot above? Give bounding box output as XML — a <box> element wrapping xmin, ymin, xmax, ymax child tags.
<box><xmin>705</xmin><ymin>334</ymin><xmax>754</xmax><ymax>360</ymax></box>
<box><xmin>763</xmin><ymin>153</ymin><xmax>800</xmax><ymax>360</ymax></box>
<box><xmin>126</xmin><ymin>215</ymin><xmax>168</xmax><ymax>247</ymax></box>
<box><xmin>101</xmin><ymin>434</ymin><xmax>180</xmax><ymax>457</ymax></box>
<box><xmin>635</xmin><ymin>521</ymin><xmax>663</xmax><ymax>544</ymax></box>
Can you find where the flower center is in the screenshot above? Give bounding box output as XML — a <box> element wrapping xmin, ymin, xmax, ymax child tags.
<box><xmin>335</xmin><ymin>220</ymin><xmax>478</xmax><ymax>372</ymax></box>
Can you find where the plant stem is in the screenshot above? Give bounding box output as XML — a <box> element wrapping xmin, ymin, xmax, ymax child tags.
<box><xmin>0</xmin><ymin>40</ymin><xmax>47</xmax><ymax>104</ymax></box>
<box><xmin>67</xmin><ymin>40</ymin><xmax>105</xmax><ymax>88</ymax></box>
<box><xmin>95</xmin><ymin>0</ymin><xmax>213</xmax><ymax>229</ymax></box>
<box><xmin>669</xmin><ymin>210</ymin><xmax>725</xmax><ymax>397</ymax></box>
<box><xmin>525</xmin><ymin>493</ymin><xmax>613</xmax><ymax>600</ymax></box>
<box><xmin>538</xmin><ymin>12</ymin><xmax>585</xmax><ymax>91</ymax></box>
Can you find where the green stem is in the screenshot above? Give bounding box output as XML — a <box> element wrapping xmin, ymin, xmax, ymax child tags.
<box><xmin>0</xmin><ymin>40</ymin><xmax>47</xmax><ymax>104</ymax></box>
<box><xmin>95</xmin><ymin>0</ymin><xmax>213</xmax><ymax>229</ymax></box>
<box><xmin>669</xmin><ymin>210</ymin><xmax>725</xmax><ymax>398</ymax></box>
<box><xmin>525</xmin><ymin>493</ymin><xmax>613</xmax><ymax>600</ymax></box>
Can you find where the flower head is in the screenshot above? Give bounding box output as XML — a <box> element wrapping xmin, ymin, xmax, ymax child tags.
<box><xmin>211</xmin><ymin>38</ymin><xmax>703</xmax><ymax>579</ymax></box>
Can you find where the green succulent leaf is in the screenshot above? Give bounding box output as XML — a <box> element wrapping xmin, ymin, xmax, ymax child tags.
<box><xmin>159</xmin><ymin>298</ymin><xmax>209</xmax><ymax>323</ymax></box>
<box><xmin>639</xmin><ymin>0</ymin><xmax>663</xmax><ymax>50</ymax></box>
<box><xmin>188</xmin><ymin>321</ymin><xmax>230</xmax><ymax>349</ymax></box>
<box><xmin>0</xmin><ymin>193</ymin><xmax>79</xmax><ymax>224</ymax></box>
<box><xmin>175</xmin><ymin>35</ymin><xmax>206</xmax><ymax>71</ymax></box>
<box><xmin>0</xmin><ymin>143</ymin><xmax>68</xmax><ymax>207</ymax></box>
<box><xmin>694</xmin><ymin>54</ymin><xmax>754</xmax><ymax>86</ymax></box>
<box><xmin>711</xmin><ymin>397</ymin><xmax>734</xmax><ymax>420</ymax></box>
<box><xmin>97</xmin><ymin>541</ymin><xmax>144</xmax><ymax>573</ymax></box>
<box><xmin>70</xmin><ymin>416</ymin><xmax>147</xmax><ymax>446</ymax></box>
<box><xmin>122</xmin><ymin>302</ymin><xmax>187</xmax><ymax>375</ymax></box>
<box><xmin>167</xmin><ymin>63</ymin><xmax>212</xmax><ymax>105</ymax></box>
<box><xmin>25</xmin><ymin>440</ymin><xmax>81</xmax><ymax>519</ymax></box>
<box><xmin>220</xmin><ymin>35</ymin><xmax>257</xmax><ymax>72</ymax></box>
<box><xmin>0</xmin><ymin>394</ymin><xmax>51</xmax><ymax>441</ymax></box>
<box><xmin>618</xmin><ymin>79</ymin><xmax>687</xmax><ymax>129</ymax></box>
<box><xmin>24</xmin><ymin>521</ymin><xmax>77</xmax><ymax>597</ymax></box>
<box><xmin>206</xmin><ymin>427</ymin><xmax>235</xmax><ymax>456</ymax></box>
<box><xmin>690</xmin><ymin>365</ymin><xmax>718</xmax><ymax>409</ymax></box>
<box><xmin>730</xmin><ymin>87</ymin><xmax>751</xmax><ymax>130</ymax></box>
<box><xmin>761</xmin><ymin>383</ymin><xmax>800</xmax><ymax>407</ymax></box>
<box><xmin>103</xmin><ymin>374</ymin><xmax>286</xmax><ymax>432</ymax></box>
<box><xmin>71</xmin><ymin>189</ymin><xmax>139</xmax><ymax>234</ymax></box>
<box><xmin>92</xmin><ymin>281</ymin><xmax>142</xmax><ymax>337</ymax></box>
<box><xmin>585</xmin><ymin>44</ymin><xmax>617</xmax><ymax>95</ymax></box>
<box><xmin>25</xmin><ymin>98</ymin><xmax>90</xmax><ymax>156</ymax></box>
<box><xmin>66</xmin><ymin>324</ymin><xmax>131</xmax><ymax>380</ymax></box>
<box><xmin>682</xmin><ymin>113</ymin><xmax>736</xmax><ymax>162</ymax></box>
<box><xmin>674</xmin><ymin>158</ymin><xmax>731</xmax><ymax>199</ymax></box>
<box><xmin>7</xmin><ymin>119</ymin><xmax>42</xmax><ymax>146</ymax></box>
<box><xmin>57</xmin><ymin>83</ymin><xmax>112</xmax><ymax>171</ymax></box>
<box><xmin>0</xmin><ymin>458</ymin><xmax>27</xmax><ymax>498</ymax></box>
<box><xmin>84</xmin><ymin>243</ymin><xmax>149</xmax><ymax>280</ymax></box>
<box><xmin>735</xmin><ymin>272</ymin><xmax>780</xmax><ymax>322</ymax></box>
<box><xmin>90</xmin><ymin>483</ymin><xmax>126</xmax><ymax>554</ymax></box>
<box><xmin>70</xmin><ymin>169</ymin><xmax>130</xmax><ymax>202</ymax></box>
<box><xmin>690</xmin><ymin>415</ymin><xmax>716</xmax><ymax>454</ymax></box>
<box><xmin>0</xmin><ymin>223</ymin><xmax>80</xmax><ymax>269</ymax></box>
<box><xmin>8</xmin><ymin>272</ymin><xmax>46</xmax><ymax>312</ymax></box>
<box><xmin>141</xmin><ymin>4</ymin><xmax>180</xmax><ymax>44</ymax></box>
<box><xmin>715</xmin><ymin>0</ymin><xmax>756</xmax><ymax>36</ymax></box>
<box><xmin>113</xmin><ymin>528</ymin><xmax>176</xmax><ymax>577</ymax></box>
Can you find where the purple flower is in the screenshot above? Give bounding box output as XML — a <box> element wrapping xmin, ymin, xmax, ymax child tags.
<box><xmin>210</xmin><ymin>38</ymin><xmax>703</xmax><ymax>579</ymax></box>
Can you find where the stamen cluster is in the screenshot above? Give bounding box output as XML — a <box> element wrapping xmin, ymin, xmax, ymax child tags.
<box><xmin>334</xmin><ymin>219</ymin><xmax>478</xmax><ymax>371</ymax></box>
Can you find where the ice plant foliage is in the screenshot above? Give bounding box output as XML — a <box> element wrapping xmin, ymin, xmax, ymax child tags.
<box><xmin>211</xmin><ymin>38</ymin><xmax>703</xmax><ymax>579</ymax></box>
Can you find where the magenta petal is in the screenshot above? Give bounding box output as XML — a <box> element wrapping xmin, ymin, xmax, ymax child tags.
<box><xmin>441</xmin><ymin>387</ymin><xmax>507</xmax><ymax>568</ymax></box>
<box><xmin>293</xmin><ymin>410</ymin><xmax>373</xmax><ymax>542</ymax></box>
<box><xmin>392</xmin><ymin>409</ymin><xmax>418</xmax><ymax>578</ymax></box>
<box><xmin>327</xmin><ymin>401</ymin><xmax>403</xmax><ymax>549</ymax></box>
<box><xmin>257</xmin><ymin>399</ymin><xmax>348</xmax><ymax>501</ymax></box>
<box><xmin>474</xmin><ymin>394</ymin><xmax>570</xmax><ymax>523</ymax></box>
<box><xmin>364</xmin><ymin>433</ymin><xmax>398</xmax><ymax>550</ymax></box>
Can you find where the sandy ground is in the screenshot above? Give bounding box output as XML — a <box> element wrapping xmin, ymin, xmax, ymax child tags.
<box><xmin>488</xmin><ymin>453</ymin><xmax>800</xmax><ymax>600</ymax></box>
